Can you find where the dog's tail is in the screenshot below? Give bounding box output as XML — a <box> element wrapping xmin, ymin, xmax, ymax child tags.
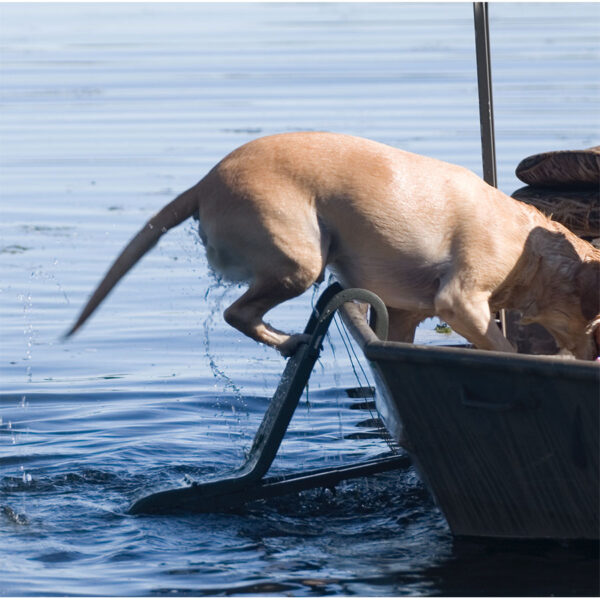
<box><xmin>65</xmin><ymin>185</ymin><xmax>199</xmax><ymax>338</ymax></box>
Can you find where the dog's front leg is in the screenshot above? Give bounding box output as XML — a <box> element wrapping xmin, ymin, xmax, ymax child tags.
<box><xmin>223</xmin><ymin>278</ymin><xmax>312</xmax><ymax>357</ymax></box>
<box><xmin>387</xmin><ymin>308</ymin><xmax>431</xmax><ymax>343</ymax></box>
<box><xmin>434</xmin><ymin>285</ymin><xmax>515</xmax><ymax>353</ymax></box>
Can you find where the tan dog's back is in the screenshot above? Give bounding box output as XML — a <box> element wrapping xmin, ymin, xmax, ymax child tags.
<box><xmin>202</xmin><ymin>133</ymin><xmax>542</xmax><ymax>310</ymax></box>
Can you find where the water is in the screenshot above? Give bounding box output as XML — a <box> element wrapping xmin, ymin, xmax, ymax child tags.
<box><xmin>1</xmin><ymin>3</ymin><xmax>599</xmax><ymax>596</ymax></box>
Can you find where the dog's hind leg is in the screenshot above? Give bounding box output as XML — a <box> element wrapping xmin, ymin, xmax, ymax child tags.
<box><xmin>223</xmin><ymin>267</ymin><xmax>321</xmax><ymax>357</ymax></box>
<box><xmin>434</xmin><ymin>280</ymin><xmax>515</xmax><ymax>353</ymax></box>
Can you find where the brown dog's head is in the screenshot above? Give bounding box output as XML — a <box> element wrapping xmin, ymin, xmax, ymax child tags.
<box><xmin>522</xmin><ymin>228</ymin><xmax>600</xmax><ymax>360</ymax></box>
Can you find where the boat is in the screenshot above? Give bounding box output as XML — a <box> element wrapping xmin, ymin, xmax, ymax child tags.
<box><xmin>339</xmin><ymin>299</ymin><xmax>599</xmax><ymax>541</ymax></box>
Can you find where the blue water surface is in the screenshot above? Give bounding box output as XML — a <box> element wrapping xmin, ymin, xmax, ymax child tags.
<box><xmin>1</xmin><ymin>3</ymin><xmax>599</xmax><ymax>596</ymax></box>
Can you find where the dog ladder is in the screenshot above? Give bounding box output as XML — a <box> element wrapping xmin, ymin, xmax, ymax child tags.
<box><xmin>129</xmin><ymin>283</ymin><xmax>409</xmax><ymax>515</ymax></box>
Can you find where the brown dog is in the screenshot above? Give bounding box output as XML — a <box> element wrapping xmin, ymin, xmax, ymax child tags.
<box><xmin>67</xmin><ymin>132</ymin><xmax>600</xmax><ymax>360</ymax></box>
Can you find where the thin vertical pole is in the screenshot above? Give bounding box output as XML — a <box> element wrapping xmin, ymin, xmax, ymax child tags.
<box><xmin>474</xmin><ymin>2</ymin><xmax>497</xmax><ymax>188</ymax></box>
<box><xmin>473</xmin><ymin>2</ymin><xmax>506</xmax><ymax>336</ymax></box>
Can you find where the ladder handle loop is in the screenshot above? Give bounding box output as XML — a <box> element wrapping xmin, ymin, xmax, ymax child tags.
<box><xmin>301</xmin><ymin>283</ymin><xmax>389</xmax><ymax>351</ymax></box>
<box><xmin>310</xmin><ymin>286</ymin><xmax>388</xmax><ymax>342</ymax></box>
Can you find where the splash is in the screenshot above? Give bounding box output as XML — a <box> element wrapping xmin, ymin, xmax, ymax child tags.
<box><xmin>17</xmin><ymin>292</ymin><xmax>34</xmax><ymax>383</ymax></box>
<box><xmin>202</xmin><ymin>282</ymin><xmax>243</xmax><ymax>400</ymax></box>
<box><xmin>20</xmin><ymin>467</ymin><xmax>32</xmax><ymax>485</ymax></box>
<box><xmin>1</xmin><ymin>505</ymin><xmax>29</xmax><ymax>525</ymax></box>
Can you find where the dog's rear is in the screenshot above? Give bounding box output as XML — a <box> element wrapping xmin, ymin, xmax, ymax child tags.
<box><xmin>66</xmin><ymin>132</ymin><xmax>600</xmax><ymax>360</ymax></box>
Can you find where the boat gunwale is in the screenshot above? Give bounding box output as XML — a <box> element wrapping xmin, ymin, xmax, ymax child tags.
<box><xmin>339</xmin><ymin>302</ymin><xmax>600</xmax><ymax>382</ymax></box>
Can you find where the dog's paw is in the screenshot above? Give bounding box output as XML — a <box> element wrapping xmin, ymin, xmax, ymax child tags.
<box><xmin>277</xmin><ymin>334</ymin><xmax>310</xmax><ymax>357</ymax></box>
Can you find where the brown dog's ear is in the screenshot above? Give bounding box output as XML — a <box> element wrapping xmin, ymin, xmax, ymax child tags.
<box><xmin>577</xmin><ymin>260</ymin><xmax>600</xmax><ymax>321</ymax></box>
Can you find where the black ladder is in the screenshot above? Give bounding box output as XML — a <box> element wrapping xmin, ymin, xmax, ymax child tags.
<box><xmin>129</xmin><ymin>283</ymin><xmax>409</xmax><ymax>515</ymax></box>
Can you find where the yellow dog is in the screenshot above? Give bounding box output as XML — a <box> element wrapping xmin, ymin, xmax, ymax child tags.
<box><xmin>68</xmin><ymin>132</ymin><xmax>600</xmax><ymax>360</ymax></box>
